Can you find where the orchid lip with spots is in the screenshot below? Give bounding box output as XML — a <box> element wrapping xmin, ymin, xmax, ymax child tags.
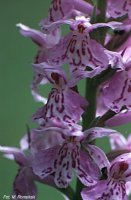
<box><xmin>30</xmin><ymin>126</ymin><xmax>115</xmax><ymax>188</ymax></box>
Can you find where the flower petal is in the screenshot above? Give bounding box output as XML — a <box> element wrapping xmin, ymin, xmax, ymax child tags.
<box><xmin>87</xmin><ymin>144</ymin><xmax>110</xmax><ymax>170</ymax></box>
<box><xmin>107</xmin><ymin>0</ymin><xmax>131</xmax><ymax>19</ymax></box>
<box><xmin>125</xmin><ymin>181</ymin><xmax>131</xmax><ymax>195</ymax></box>
<box><xmin>91</xmin><ymin>21</ymin><xmax>122</xmax><ymax>31</ymax></box>
<box><xmin>41</xmin><ymin>0</ymin><xmax>94</xmax><ymax>27</ymax></box>
<box><xmin>106</xmin><ymin>111</ymin><xmax>131</xmax><ymax>127</ymax></box>
<box><xmin>81</xmin><ymin>180</ymin><xmax>107</xmax><ymax>200</ymax></box>
<box><xmin>31</xmin><ymin>146</ymin><xmax>60</xmax><ymax>179</ymax></box>
<box><xmin>17</xmin><ymin>23</ymin><xmax>47</xmax><ymax>47</ymax></box>
<box><xmin>102</xmin><ymin>70</ymin><xmax>131</xmax><ymax>113</ymax></box>
<box><xmin>84</xmin><ymin>127</ymin><xmax>117</xmax><ymax>142</ymax></box>
<box><xmin>0</xmin><ymin>146</ymin><xmax>26</xmax><ymax>166</ymax></box>
<box><xmin>109</xmin><ymin>133</ymin><xmax>127</xmax><ymax>150</ymax></box>
<box><xmin>110</xmin><ymin>153</ymin><xmax>131</xmax><ymax>182</ymax></box>
<box><xmin>76</xmin><ymin>150</ymin><xmax>100</xmax><ymax>186</ymax></box>
<box><xmin>54</xmin><ymin>143</ymin><xmax>76</xmax><ymax>188</ymax></box>
<box><xmin>81</xmin><ymin>179</ymin><xmax>127</xmax><ymax>200</ymax></box>
<box><xmin>12</xmin><ymin>167</ymin><xmax>37</xmax><ymax>197</ymax></box>
<box><xmin>30</xmin><ymin>127</ymin><xmax>64</xmax><ymax>151</ymax></box>
<box><xmin>17</xmin><ymin>23</ymin><xmax>60</xmax><ymax>48</ymax></box>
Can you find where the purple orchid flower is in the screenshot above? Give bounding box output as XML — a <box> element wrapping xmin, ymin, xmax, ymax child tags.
<box><xmin>41</xmin><ymin>16</ymin><xmax>122</xmax><ymax>79</ymax></box>
<box><xmin>98</xmin><ymin>46</ymin><xmax>131</xmax><ymax>114</ymax></box>
<box><xmin>17</xmin><ymin>23</ymin><xmax>61</xmax><ymax>104</ymax></box>
<box><xmin>0</xmin><ymin>135</ymin><xmax>59</xmax><ymax>199</ymax></box>
<box><xmin>81</xmin><ymin>153</ymin><xmax>131</xmax><ymax>200</ymax></box>
<box><xmin>42</xmin><ymin>0</ymin><xmax>94</xmax><ymax>24</ymax></box>
<box><xmin>109</xmin><ymin>132</ymin><xmax>131</xmax><ymax>196</ymax></box>
<box><xmin>0</xmin><ymin>146</ymin><xmax>37</xmax><ymax>198</ymax></box>
<box><xmin>17</xmin><ymin>23</ymin><xmax>61</xmax><ymax>63</ymax></box>
<box><xmin>32</xmin><ymin>63</ymin><xmax>88</xmax><ymax>129</ymax></box>
<box><xmin>109</xmin><ymin>132</ymin><xmax>131</xmax><ymax>151</ymax></box>
<box><xmin>107</xmin><ymin>0</ymin><xmax>131</xmax><ymax>19</ymax></box>
<box><xmin>30</xmin><ymin>126</ymin><xmax>117</xmax><ymax>188</ymax></box>
<box><xmin>96</xmin><ymin>47</ymin><xmax>131</xmax><ymax>126</ymax></box>
<box><xmin>98</xmin><ymin>68</ymin><xmax>131</xmax><ymax>114</ymax></box>
<box><xmin>106</xmin><ymin>111</ymin><xmax>131</xmax><ymax>127</ymax></box>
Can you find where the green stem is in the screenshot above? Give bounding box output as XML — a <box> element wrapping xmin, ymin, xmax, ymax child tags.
<box><xmin>73</xmin><ymin>179</ymin><xmax>83</xmax><ymax>200</ymax></box>
<box><xmin>59</xmin><ymin>186</ymin><xmax>74</xmax><ymax>200</ymax></box>
<box><xmin>91</xmin><ymin>0</ymin><xmax>107</xmax><ymax>44</ymax></box>
<box><xmin>82</xmin><ymin>78</ymin><xmax>98</xmax><ymax>130</ymax></box>
<box><xmin>96</xmin><ymin>0</ymin><xmax>107</xmax><ymax>22</ymax></box>
<box><xmin>73</xmin><ymin>1</ymin><xmax>107</xmax><ymax>200</ymax></box>
<box><xmin>73</xmin><ymin>78</ymin><xmax>98</xmax><ymax>200</ymax></box>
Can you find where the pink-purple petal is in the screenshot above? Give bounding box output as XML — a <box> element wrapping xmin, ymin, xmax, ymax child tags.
<box><xmin>87</xmin><ymin>144</ymin><xmax>110</xmax><ymax>170</ymax></box>
<box><xmin>17</xmin><ymin>23</ymin><xmax>60</xmax><ymax>48</ymax></box>
<box><xmin>12</xmin><ymin>167</ymin><xmax>37</xmax><ymax>197</ymax></box>
<box><xmin>107</xmin><ymin>0</ymin><xmax>131</xmax><ymax>19</ymax></box>
<box><xmin>31</xmin><ymin>146</ymin><xmax>60</xmax><ymax>179</ymax></box>
<box><xmin>84</xmin><ymin>127</ymin><xmax>117</xmax><ymax>142</ymax></box>
<box><xmin>54</xmin><ymin>143</ymin><xmax>76</xmax><ymax>188</ymax></box>
<box><xmin>109</xmin><ymin>133</ymin><xmax>127</xmax><ymax>150</ymax></box>
<box><xmin>81</xmin><ymin>179</ymin><xmax>127</xmax><ymax>200</ymax></box>
<box><xmin>77</xmin><ymin>150</ymin><xmax>100</xmax><ymax>186</ymax></box>
<box><xmin>110</xmin><ymin>153</ymin><xmax>131</xmax><ymax>182</ymax></box>
<box><xmin>0</xmin><ymin>146</ymin><xmax>27</xmax><ymax>166</ymax></box>
<box><xmin>102</xmin><ymin>70</ymin><xmax>131</xmax><ymax>113</ymax></box>
<box><xmin>106</xmin><ymin>111</ymin><xmax>131</xmax><ymax>127</ymax></box>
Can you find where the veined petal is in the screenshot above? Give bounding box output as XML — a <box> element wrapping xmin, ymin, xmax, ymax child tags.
<box><xmin>42</xmin><ymin>0</ymin><xmax>94</xmax><ymax>27</ymax></box>
<box><xmin>87</xmin><ymin>144</ymin><xmax>110</xmax><ymax>170</ymax></box>
<box><xmin>110</xmin><ymin>153</ymin><xmax>131</xmax><ymax>182</ymax></box>
<box><xmin>63</xmin><ymin>34</ymin><xmax>108</xmax><ymax>70</ymax></box>
<box><xmin>31</xmin><ymin>146</ymin><xmax>60</xmax><ymax>179</ymax></box>
<box><xmin>32</xmin><ymin>66</ymin><xmax>87</xmax><ymax>127</ymax></box>
<box><xmin>102</xmin><ymin>70</ymin><xmax>131</xmax><ymax>113</ymax></box>
<box><xmin>76</xmin><ymin>150</ymin><xmax>100</xmax><ymax>186</ymax></box>
<box><xmin>47</xmin><ymin>0</ymin><xmax>74</xmax><ymax>22</ymax></box>
<box><xmin>47</xmin><ymin>23</ymin><xmax>109</xmax><ymax>71</ymax></box>
<box><xmin>84</xmin><ymin>127</ymin><xmax>117</xmax><ymax>142</ymax></box>
<box><xmin>107</xmin><ymin>0</ymin><xmax>131</xmax><ymax>19</ymax></box>
<box><xmin>76</xmin><ymin>166</ymin><xmax>97</xmax><ymax>186</ymax></box>
<box><xmin>54</xmin><ymin>142</ymin><xmax>77</xmax><ymax>188</ymax></box>
<box><xmin>81</xmin><ymin>179</ymin><xmax>127</xmax><ymax>200</ymax></box>
<box><xmin>31</xmin><ymin>62</ymin><xmax>66</xmax><ymax>105</ymax></box>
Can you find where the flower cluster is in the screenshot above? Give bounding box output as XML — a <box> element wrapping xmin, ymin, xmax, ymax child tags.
<box><xmin>1</xmin><ymin>0</ymin><xmax>131</xmax><ymax>200</ymax></box>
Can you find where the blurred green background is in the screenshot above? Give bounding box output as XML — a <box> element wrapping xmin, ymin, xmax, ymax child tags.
<box><xmin>0</xmin><ymin>1</ymin><xmax>131</xmax><ymax>200</ymax></box>
<box><xmin>0</xmin><ymin>1</ymin><xmax>64</xmax><ymax>199</ymax></box>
